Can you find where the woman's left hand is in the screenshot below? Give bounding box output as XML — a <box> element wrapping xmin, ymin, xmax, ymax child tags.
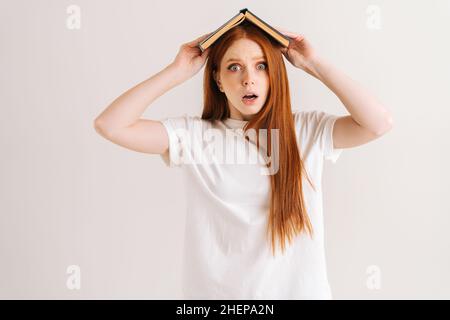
<box><xmin>274</xmin><ymin>26</ymin><xmax>319</xmax><ymax>73</ymax></box>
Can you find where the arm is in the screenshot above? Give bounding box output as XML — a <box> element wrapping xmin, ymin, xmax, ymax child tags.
<box><xmin>93</xmin><ymin>63</ymin><xmax>183</xmax><ymax>154</ymax></box>
<box><xmin>93</xmin><ymin>32</ymin><xmax>211</xmax><ymax>155</ymax></box>
<box><xmin>305</xmin><ymin>55</ymin><xmax>393</xmax><ymax>136</ymax></box>
<box><xmin>94</xmin><ymin>63</ymin><xmax>184</xmax><ymax>134</ymax></box>
<box><xmin>275</xmin><ymin>27</ymin><xmax>393</xmax><ymax>149</ymax></box>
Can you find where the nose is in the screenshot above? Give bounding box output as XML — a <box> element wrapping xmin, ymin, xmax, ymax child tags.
<box><xmin>242</xmin><ymin>69</ymin><xmax>256</xmax><ymax>86</ymax></box>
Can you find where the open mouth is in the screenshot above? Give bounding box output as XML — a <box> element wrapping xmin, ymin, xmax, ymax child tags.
<box><xmin>242</xmin><ymin>94</ymin><xmax>259</xmax><ymax>102</ymax></box>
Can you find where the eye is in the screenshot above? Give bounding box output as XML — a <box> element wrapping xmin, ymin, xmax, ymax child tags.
<box><xmin>257</xmin><ymin>62</ymin><xmax>268</xmax><ymax>70</ymax></box>
<box><xmin>227</xmin><ymin>62</ymin><xmax>268</xmax><ymax>72</ymax></box>
<box><xmin>228</xmin><ymin>64</ymin><xmax>240</xmax><ymax>71</ymax></box>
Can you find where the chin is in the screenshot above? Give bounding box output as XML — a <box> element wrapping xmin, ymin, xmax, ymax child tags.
<box><xmin>241</xmin><ymin>105</ymin><xmax>263</xmax><ymax>113</ymax></box>
<box><xmin>236</xmin><ymin>107</ymin><xmax>259</xmax><ymax>116</ymax></box>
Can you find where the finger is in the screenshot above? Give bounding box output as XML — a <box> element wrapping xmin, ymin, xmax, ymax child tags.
<box><xmin>197</xmin><ymin>32</ymin><xmax>212</xmax><ymax>41</ymax></box>
<box><xmin>285</xmin><ymin>31</ymin><xmax>302</xmax><ymax>39</ymax></box>
<box><xmin>187</xmin><ymin>32</ymin><xmax>212</xmax><ymax>47</ymax></box>
<box><xmin>274</xmin><ymin>25</ymin><xmax>294</xmax><ymax>36</ymax></box>
<box><xmin>201</xmin><ymin>47</ymin><xmax>210</xmax><ymax>57</ymax></box>
<box><xmin>274</xmin><ymin>25</ymin><xmax>302</xmax><ymax>39</ymax></box>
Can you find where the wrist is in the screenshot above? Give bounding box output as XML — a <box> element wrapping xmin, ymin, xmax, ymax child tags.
<box><xmin>165</xmin><ymin>62</ymin><xmax>189</xmax><ymax>86</ymax></box>
<box><xmin>302</xmin><ymin>55</ymin><xmax>325</xmax><ymax>80</ymax></box>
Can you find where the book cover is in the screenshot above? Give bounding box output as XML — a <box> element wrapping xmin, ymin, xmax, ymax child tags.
<box><xmin>198</xmin><ymin>8</ymin><xmax>291</xmax><ymax>52</ymax></box>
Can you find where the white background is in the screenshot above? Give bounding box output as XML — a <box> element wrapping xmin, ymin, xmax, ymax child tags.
<box><xmin>1</xmin><ymin>0</ymin><xmax>449</xmax><ymax>299</ymax></box>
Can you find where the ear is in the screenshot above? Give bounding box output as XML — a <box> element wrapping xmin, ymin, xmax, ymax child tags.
<box><xmin>213</xmin><ymin>70</ymin><xmax>224</xmax><ymax>92</ymax></box>
<box><xmin>213</xmin><ymin>70</ymin><xmax>222</xmax><ymax>88</ymax></box>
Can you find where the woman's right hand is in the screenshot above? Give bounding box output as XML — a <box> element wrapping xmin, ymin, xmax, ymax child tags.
<box><xmin>171</xmin><ymin>32</ymin><xmax>212</xmax><ymax>82</ymax></box>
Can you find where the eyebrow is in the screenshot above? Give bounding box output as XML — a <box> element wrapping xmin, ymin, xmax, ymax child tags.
<box><xmin>226</xmin><ymin>56</ymin><xmax>266</xmax><ymax>63</ymax></box>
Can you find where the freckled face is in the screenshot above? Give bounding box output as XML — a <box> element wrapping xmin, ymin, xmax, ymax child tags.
<box><xmin>214</xmin><ymin>39</ymin><xmax>269</xmax><ymax>121</ymax></box>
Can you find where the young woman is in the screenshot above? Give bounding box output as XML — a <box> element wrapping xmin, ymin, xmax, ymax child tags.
<box><xmin>94</xmin><ymin>21</ymin><xmax>393</xmax><ymax>299</ymax></box>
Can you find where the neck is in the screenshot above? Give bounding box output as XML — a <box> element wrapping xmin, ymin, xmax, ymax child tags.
<box><xmin>229</xmin><ymin>106</ymin><xmax>253</xmax><ymax>121</ymax></box>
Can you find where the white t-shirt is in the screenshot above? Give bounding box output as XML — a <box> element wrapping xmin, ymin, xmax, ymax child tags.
<box><xmin>159</xmin><ymin>109</ymin><xmax>343</xmax><ymax>299</ymax></box>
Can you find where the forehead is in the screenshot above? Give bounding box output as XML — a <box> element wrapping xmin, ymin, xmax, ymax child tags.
<box><xmin>222</xmin><ymin>38</ymin><xmax>265</xmax><ymax>62</ymax></box>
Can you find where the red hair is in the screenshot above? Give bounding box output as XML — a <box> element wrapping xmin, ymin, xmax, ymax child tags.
<box><xmin>201</xmin><ymin>21</ymin><xmax>316</xmax><ymax>256</ymax></box>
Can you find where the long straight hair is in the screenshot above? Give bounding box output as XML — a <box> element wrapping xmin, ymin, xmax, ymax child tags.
<box><xmin>201</xmin><ymin>21</ymin><xmax>316</xmax><ymax>256</ymax></box>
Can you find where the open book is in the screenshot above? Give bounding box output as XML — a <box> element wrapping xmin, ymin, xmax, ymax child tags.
<box><xmin>198</xmin><ymin>8</ymin><xmax>291</xmax><ymax>52</ymax></box>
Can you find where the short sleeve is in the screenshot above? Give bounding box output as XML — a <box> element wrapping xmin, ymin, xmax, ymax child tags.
<box><xmin>293</xmin><ymin>110</ymin><xmax>344</xmax><ymax>163</ymax></box>
<box><xmin>159</xmin><ymin>113</ymin><xmax>202</xmax><ymax>168</ymax></box>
